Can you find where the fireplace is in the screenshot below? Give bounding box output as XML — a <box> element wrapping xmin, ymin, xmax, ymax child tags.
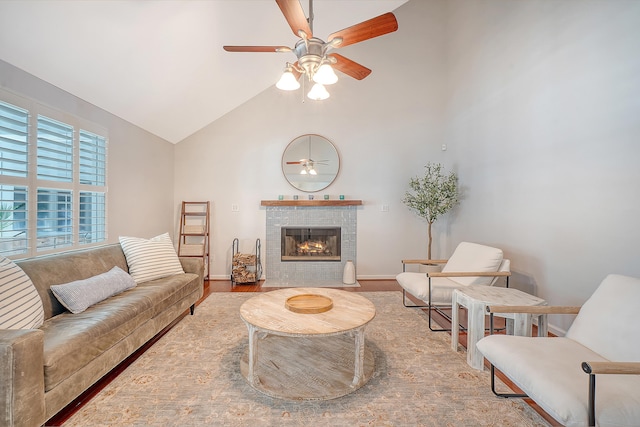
<box><xmin>281</xmin><ymin>227</ymin><xmax>341</xmax><ymax>262</ymax></box>
<box><xmin>263</xmin><ymin>201</ymin><xmax>359</xmax><ymax>284</ymax></box>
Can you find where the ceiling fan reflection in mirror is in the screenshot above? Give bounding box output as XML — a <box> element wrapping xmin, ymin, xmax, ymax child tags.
<box><xmin>286</xmin><ymin>159</ymin><xmax>328</xmax><ymax>175</ymax></box>
<box><xmin>223</xmin><ymin>0</ymin><xmax>398</xmax><ymax>100</ymax></box>
<box><xmin>286</xmin><ymin>135</ymin><xmax>328</xmax><ymax>175</ymax></box>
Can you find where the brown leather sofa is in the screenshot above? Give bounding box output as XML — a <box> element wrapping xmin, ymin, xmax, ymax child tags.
<box><xmin>0</xmin><ymin>244</ymin><xmax>204</xmax><ymax>427</ymax></box>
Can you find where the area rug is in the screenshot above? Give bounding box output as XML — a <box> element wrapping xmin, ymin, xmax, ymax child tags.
<box><xmin>261</xmin><ymin>279</ymin><xmax>360</xmax><ymax>288</ymax></box>
<box><xmin>62</xmin><ymin>292</ymin><xmax>550</xmax><ymax>427</ymax></box>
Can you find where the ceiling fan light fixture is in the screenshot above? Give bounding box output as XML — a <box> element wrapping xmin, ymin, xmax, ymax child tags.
<box><xmin>313</xmin><ymin>63</ymin><xmax>338</xmax><ymax>85</ymax></box>
<box><xmin>300</xmin><ymin>168</ymin><xmax>308</xmax><ymax>175</ymax></box>
<box><xmin>276</xmin><ymin>68</ymin><xmax>300</xmax><ymax>91</ymax></box>
<box><xmin>307</xmin><ymin>83</ymin><xmax>330</xmax><ymax>101</ymax></box>
<box><xmin>309</xmin><ymin>168</ymin><xmax>317</xmax><ymax>175</ymax></box>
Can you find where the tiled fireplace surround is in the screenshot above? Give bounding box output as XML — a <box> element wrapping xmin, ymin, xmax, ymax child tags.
<box><xmin>264</xmin><ymin>204</ymin><xmax>357</xmax><ymax>285</ymax></box>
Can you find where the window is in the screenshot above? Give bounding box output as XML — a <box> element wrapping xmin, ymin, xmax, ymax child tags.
<box><xmin>0</xmin><ymin>93</ymin><xmax>107</xmax><ymax>258</ymax></box>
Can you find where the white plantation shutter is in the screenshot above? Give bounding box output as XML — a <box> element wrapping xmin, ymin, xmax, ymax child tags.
<box><xmin>0</xmin><ymin>100</ymin><xmax>30</xmax><ymax>256</ymax></box>
<box><xmin>79</xmin><ymin>191</ymin><xmax>105</xmax><ymax>244</ymax></box>
<box><xmin>0</xmin><ymin>101</ymin><xmax>29</xmax><ymax>178</ymax></box>
<box><xmin>79</xmin><ymin>130</ymin><xmax>106</xmax><ymax>186</ymax></box>
<box><xmin>37</xmin><ymin>115</ymin><xmax>73</xmax><ymax>182</ymax></box>
<box><xmin>36</xmin><ymin>188</ymin><xmax>73</xmax><ymax>251</ymax></box>
<box><xmin>78</xmin><ymin>129</ymin><xmax>107</xmax><ymax>246</ymax></box>
<box><xmin>0</xmin><ymin>185</ymin><xmax>28</xmax><ymax>256</ymax></box>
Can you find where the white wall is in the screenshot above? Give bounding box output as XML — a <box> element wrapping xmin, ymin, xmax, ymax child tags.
<box><xmin>174</xmin><ymin>0</ymin><xmax>447</xmax><ymax>279</ymax></box>
<box><xmin>443</xmin><ymin>0</ymin><xmax>640</xmax><ymax>332</ymax></box>
<box><xmin>176</xmin><ymin>0</ymin><xmax>640</xmax><ymax>334</ymax></box>
<box><xmin>0</xmin><ymin>59</ymin><xmax>177</xmax><ymax>243</ymax></box>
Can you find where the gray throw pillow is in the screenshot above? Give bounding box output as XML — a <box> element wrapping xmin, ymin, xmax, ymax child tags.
<box><xmin>51</xmin><ymin>266</ymin><xmax>136</xmax><ymax>314</ymax></box>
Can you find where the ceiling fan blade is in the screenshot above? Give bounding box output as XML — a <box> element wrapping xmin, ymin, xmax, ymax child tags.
<box><xmin>223</xmin><ymin>46</ymin><xmax>289</xmax><ymax>53</ymax></box>
<box><xmin>276</xmin><ymin>0</ymin><xmax>312</xmax><ymax>38</ymax></box>
<box><xmin>328</xmin><ymin>12</ymin><xmax>398</xmax><ymax>48</ymax></box>
<box><xmin>329</xmin><ymin>54</ymin><xmax>372</xmax><ymax>80</ymax></box>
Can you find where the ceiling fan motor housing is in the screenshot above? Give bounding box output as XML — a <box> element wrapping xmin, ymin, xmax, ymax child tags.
<box><xmin>295</xmin><ymin>38</ymin><xmax>325</xmax><ymax>78</ymax></box>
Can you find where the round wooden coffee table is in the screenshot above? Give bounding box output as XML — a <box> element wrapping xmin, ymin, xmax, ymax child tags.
<box><xmin>239</xmin><ymin>287</ymin><xmax>376</xmax><ymax>400</ymax></box>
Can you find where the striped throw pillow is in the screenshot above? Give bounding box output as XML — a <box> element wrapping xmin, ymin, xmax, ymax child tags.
<box><xmin>119</xmin><ymin>233</ymin><xmax>184</xmax><ymax>284</ymax></box>
<box><xmin>0</xmin><ymin>256</ymin><xmax>45</xmax><ymax>329</ymax></box>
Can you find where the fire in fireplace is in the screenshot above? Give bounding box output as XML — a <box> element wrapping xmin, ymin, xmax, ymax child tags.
<box><xmin>281</xmin><ymin>227</ymin><xmax>341</xmax><ymax>261</ymax></box>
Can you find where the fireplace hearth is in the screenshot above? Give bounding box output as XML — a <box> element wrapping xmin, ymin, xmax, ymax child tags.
<box><xmin>281</xmin><ymin>227</ymin><xmax>341</xmax><ymax>261</ymax></box>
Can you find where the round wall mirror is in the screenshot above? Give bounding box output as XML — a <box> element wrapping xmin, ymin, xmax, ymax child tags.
<box><xmin>281</xmin><ymin>134</ymin><xmax>340</xmax><ymax>192</ymax></box>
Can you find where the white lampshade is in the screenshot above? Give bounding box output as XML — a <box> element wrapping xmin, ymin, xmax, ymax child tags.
<box><xmin>299</xmin><ymin>168</ymin><xmax>307</xmax><ymax>175</ymax></box>
<box><xmin>309</xmin><ymin>168</ymin><xmax>317</xmax><ymax>175</ymax></box>
<box><xmin>313</xmin><ymin>64</ymin><xmax>338</xmax><ymax>85</ymax></box>
<box><xmin>307</xmin><ymin>83</ymin><xmax>330</xmax><ymax>100</ymax></box>
<box><xmin>276</xmin><ymin>70</ymin><xmax>300</xmax><ymax>91</ymax></box>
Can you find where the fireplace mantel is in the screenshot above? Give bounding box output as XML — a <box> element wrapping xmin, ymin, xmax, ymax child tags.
<box><xmin>261</xmin><ymin>200</ymin><xmax>362</xmax><ymax>207</ymax></box>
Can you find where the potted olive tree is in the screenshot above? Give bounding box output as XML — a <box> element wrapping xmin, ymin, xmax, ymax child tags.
<box><xmin>402</xmin><ymin>162</ymin><xmax>459</xmax><ymax>261</ymax></box>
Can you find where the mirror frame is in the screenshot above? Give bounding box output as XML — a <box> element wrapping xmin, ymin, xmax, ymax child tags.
<box><xmin>281</xmin><ymin>134</ymin><xmax>340</xmax><ymax>193</ymax></box>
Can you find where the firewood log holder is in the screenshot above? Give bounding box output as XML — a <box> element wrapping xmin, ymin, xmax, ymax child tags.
<box><xmin>231</xmin><ymin>238</ymin><xmax>262</xmax><ymax>285</ymax></box>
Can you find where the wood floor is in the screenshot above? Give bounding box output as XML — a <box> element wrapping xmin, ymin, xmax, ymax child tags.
<box><xmin>47</xmin><ymin>279</ymin><xmax>558</xmax><ymax>426</ymax></box>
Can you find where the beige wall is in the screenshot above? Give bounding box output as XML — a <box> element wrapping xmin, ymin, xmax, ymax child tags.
<box><xmin>0</xmin><ymin>59</ymin><xmax>176</xmax><ymax>243</ymax></box>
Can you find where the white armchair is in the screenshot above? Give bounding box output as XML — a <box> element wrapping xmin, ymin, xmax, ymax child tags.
<box><xmin>396</xmin><ymin>242</ymin><xmax>511</xmax><ymax>331</ymax></box>
<box><xmin>477</xmin><ymin>274</ymin><xmax>640</xmax><ymax>427</ymax></box>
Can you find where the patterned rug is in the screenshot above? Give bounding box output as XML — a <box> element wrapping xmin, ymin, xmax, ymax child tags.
<box><xmin>63</xmin><ymin>292</ymin><xmax>550</xmax><ymax>426</ymax></box>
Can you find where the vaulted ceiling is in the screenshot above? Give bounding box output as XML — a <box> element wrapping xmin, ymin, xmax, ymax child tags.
<box><xmin>0</xmin><ymin>0</ymin><xmax>408</xmax><ymax>143</ymax></box>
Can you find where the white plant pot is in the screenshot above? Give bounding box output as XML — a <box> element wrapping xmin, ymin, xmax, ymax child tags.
<box><xmin>343</xmin><ymin>260</ymin><xmax>356</xmax><ymax>284</ymax></box>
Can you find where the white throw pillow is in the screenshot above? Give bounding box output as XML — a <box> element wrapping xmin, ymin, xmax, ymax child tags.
<box><xmin>51</xmin><ymin>266</ymin><xmax>137</xmax><ymax>314</ymax></box>
<box><xmin>442</xmin><ymin>242</ymin><xmax>503</xmax><ymax>286</ymax></box>
<box><xmin>119</xmin><ymin>232</ymin><xmax>184</xmax><ymax>284</ymax></box>
<box><xmin>0</xmin><ymin>255</ymin><xmax>45</xmax><ymax>329</ymax></box>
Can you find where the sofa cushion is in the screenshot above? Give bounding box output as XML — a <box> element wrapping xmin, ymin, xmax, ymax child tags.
<box><xmin>441</xmin><ymin>242</ymin><xmax>503</xmax><ymax>286</ymax></box>
<box><xmin>119</xmin><ymin>233</ymin><xmax>184</xmax><ymax>284</ymax></box>
<box><xmin>566</xmin><ymin>274</ymin><xmax>640</xmax><ymax>362</ymax></box>
<box><xmin>50</xmin><ymin>266</ymin><xmax>137</xmax><ymax>314</ymax></box>
<box><xmin>41</xmin><ymin>289</ymin><xmax>155</xmax><ymax>391</ymax></box>
<box><xmin>395</xmin><ymin>272</ymin><xmax>464</xmax><ymax>305</ymax></box>
<box><xmin>135</xmin><ymin>272</ymin><xmax>200</xmax><ymax>317</ymax></box>
<box><xmin>0</xmin><ymin>256</ymin><xmax>44</xmax><ymax>329</ymax></box>
<box><xmin>477</xmin><ymin>335</ymin><xmax>640</xmax><ymax>427</ymax></box>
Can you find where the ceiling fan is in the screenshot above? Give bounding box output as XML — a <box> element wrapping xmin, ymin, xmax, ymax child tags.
<box><xmin>286</xmin><ymin>158</ymin><xmax>327</xmax><ymax>175</ymax></box>
<box><xmin>223</xmin><ymin>0</ymin><xmax>398</xmax><ymax>100</ymax></box>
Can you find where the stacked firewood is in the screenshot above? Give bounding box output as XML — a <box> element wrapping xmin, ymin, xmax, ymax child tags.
<box><xmin>232</xmin><ymin>253</ymin><xmax>257</xmax><ymax>283</ymax></box>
